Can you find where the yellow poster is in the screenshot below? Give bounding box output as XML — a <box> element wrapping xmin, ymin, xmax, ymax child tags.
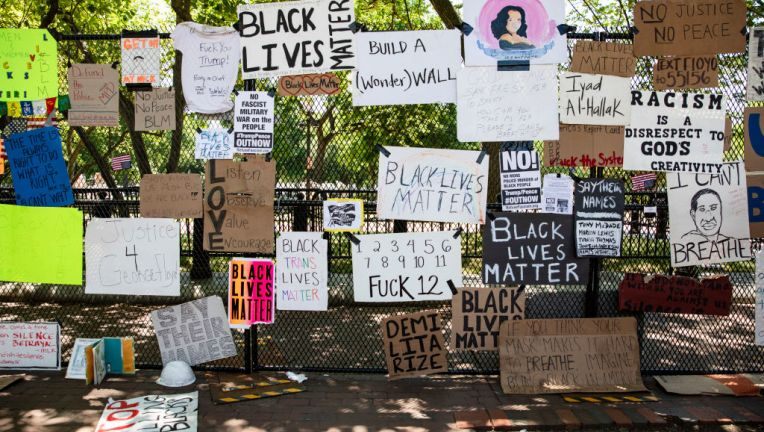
<box><xmin>0</xmin><ymin>29</ymin><xmax>58</xmax><ymax>102</ymax></box>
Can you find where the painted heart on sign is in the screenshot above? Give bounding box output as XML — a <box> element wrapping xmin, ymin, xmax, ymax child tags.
<box><xmin>322</xmin><ymin>74</ymin><xmax>341</xmax><ymax>95</ymax></box>
<box><xmin>280</xmin><ymin>78</ymin><xmax>302</xmax><ymax>96</ymax></box>
<box><xmin>302</xmin><ymin>75</ymin><xmax>322</xmax><ymax>95</ymax></box>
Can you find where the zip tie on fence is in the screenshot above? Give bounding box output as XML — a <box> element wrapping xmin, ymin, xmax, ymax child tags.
<box><xmin>195</xmin><ymin>127</ymin><xmax>202</xmax><ymax>133</ymax></box>
<box><xmin>227</xmin><ymin>126</ymin><xmax>234</xmax><ymax>134</ymax></box>
<box><xmin>111</xmin><ymin>61</ymin><xmax>119</xmax><ymax>69</ymax></box>
<box><xmin>458</xmin><ymin>22</ymin><xmax>473</xmax><ymax>36</ymax></box>
<box><xmin>376</xmin><ymin>144</ymin><xmax>390</xmax><ymax>158</ymax></box>
<box><xmin>267</xmin><ymin>88</ymin><xmax>276</xmax><ymax>98</ymax></box>
<box><xmin>629</xmin><ymin>26</ymin><xmax>640</xmax><ymax>35</ymax></box>
<box><xmin>322</xmin><ymin>232</ymin><xmax>331</xmax><ymax>240</ymax></box>
<box><xmin>517</xmin><ymin>284</ymin><xmax>526</xmax><ymax>294</ymax></box>
<box><xmin>67</xmin><ymin>59</ymin><xmax>72</xmax><ymax>68</ymax></box>
<box><xmin>557</xmin><ymin>24</ymin><xmax>576</xmax><ymax>35</ymax></box>
<box><xmin>265</xmin><ymin>152</ymin><xmax>273</xmax><ymax>162</ymax></box>
<box><xmin>349</xmin><ymin>21</ymin><xmax>367</xmax><ymax>33</ymax></box>
<box><xmin>232</xmin><ymin>20</ymin><xmax>241</xmax><ymax>32</ymax></box>
<box><xmin>447</xmin><ymin>280</ymin><xmax>458</xmax><ymax>295</ymax></box>
<box><xmin>487</xmin><ymin>211</ymin><xmax>496</xmax><ymax>221</ymax></box>
<box><xmin>344</xmin><ymin>232</ymin><xmax>361</xmax><ymax>245</ymax></box>
<box><xmin>476</xmin><ymin>149</ymin><xmax>487</xmax><ymax>164</ymax></box>
<box><xmin>232</xmin><ymin>90</ymin><xmax>239</xmax><ymax>96</ymax></box>
<box><xmin>452</xmin><ymin>227</ymin><xmax>463</xmax><ymax>239</ymax></box>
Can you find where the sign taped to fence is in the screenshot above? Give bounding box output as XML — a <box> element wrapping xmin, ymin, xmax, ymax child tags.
<box><xmin>0</xmin><ymin>29</ymin><xmax>57</xmax><ymax>102</ymax></box>
<box><xmin>195</xmin><ymin>128</ymin><xmax>234</xmax><ymax>160</ymax></box>
<box><xmin>234</xmin><ymin>91</ymin><xmax>274</xmax><ymax>154</ymax></box>
<box><xmin>135</xmin><ymin>88</ymin><xmax>176</xmax><ymax>131</ymax></box>
<box><xmin>352</xmin><ymin>231</ymin><xmax>462</xmax><ymax>302</ymax></box>
<box><xmin>653</xmin><ymin>56</ymin><xmax>719</xmax><ymax>91</ymax></box>
<box><xmin>229</xmin><ymin>258</ymin><xmax>275</xmax><ymax>327</ymax></box>
<box><xmin>381</xmin><ymin>310</ymin><xmax>447</xmax><ymax>379</ymax></box>
<box><xmin>204</xmin><ymin>158</ymin><xmax>276</xmax><ymax>253</ymax></box>
<box><xmin>457</xmin><ymin>66</ymin><xmax>559</xmax><ymax>142</ymax></box>
<box><xmin>323</xmin><ymin>198</ymin><xmax>363</xmax><ymax>232</ymax></box>
<box><xmin>500</xmin><ymin>146</ymin><xmax>542</xmax><ymax>211</ymax></box>
<box><xmin>68</xmin><ymin>63</ymin><xmax>120</xmax><ymax>126</ymax></box>
<box><xmin>483</xmin><ymin>212</ymin><xmax>589</xmax><ymax>285</ymax></box>
<box><xmin>237</xmin><ymin>0</ymin><xmax>355</xmax><ymax>79</ymax></box>
<box><xmin>452</xmin><ymin>287</ymin><xmax>526</xmax><ymax>351</ymax></box>
<box><xmin>151</xmin><ymin>296</ymin><xmax>237</xmax><ymax>366</ymax></box>
<box><xmin>377</xmin><ymin>146</ymin><xmax>489</xmax><ymax>223</ymax></box>
<box><xmin>756</xmin><ymin>251</ymin><xmax>764</xmax><ymax>345</ymax></box>
<box><xmin>94</xmin><ymin>392</ymin><xmax>199</xmax><ymax>432</ymax></box>
<box><xmin>632</xmin><ymin>0</ymin><xmax>746</xmax><ymax>57</ymax></box>
<box><xmin>499</xmin><ymin>317</ymin><xmax>645</xmax><ymax>394</ymax></box>
<box><xmin>0</xmin><ymin>322</ymin><xmax>60</xmax><ymax>370</ymax></box>
<box><xmin>747</xmin><ymin>27</ymin><xmax>764</xmax><ymax>101</ymax></box>
<box><xmin>121</xmin><ymin>33</ymin><xmax>160</xmax><ymax>86</ymax></box>
<box><xmin>85</xmin><ymin>218</ymin><xmax>180</xmax><ymax>296</ymax></box>
<box><xmin>140</xmin><ymin>173</ymin><xmax>203</xmax><ymax>218</ymax></box>
<box><xmin>541</xmin><ymin>173</ymin><xmax>574</xmax><ymax>214</ymax></box>
<box><xmin>559</xmin><ymin>73</ymin><xmax>631</xmax><ymax>126</ymax></box>
<box><xmin>276</xmin><ymin>232</ymin><xmax>328</xmax><ymax>311</ymax></box>
<box><xmin>668</xmin><ymin>161</ymin><xmax>751</xmax><ymax>267</ymax></box>
<box><xmin>618</xmin><ymin>273</ymin><xmax>732</xmax><ymax>315</ymax></box>
<box><xmin>544</xmin><ymin>124</ymin><xmax>624</xmax><ymax>168</ymax></box>
<box><xmin>574</xmin><ymin>179</ymin><xmax>625</xmax><ymax>257</ymax></box>
<box><xmin>353</xmin><ymin>30</ymin><xmax>460</xmax><ymax>106</ymax></box>
<box><xmin>623</xmin><ymin>91</ymin><xmax>726</xmax><ymax>173</ymax></box>
<box><xmin>748</xmin><ymin>174</ymin><xmax>764</xmax><ymax>238</ymax></box>
<box><xmin>277</xmin><ymin>73</ymin><xmax>341</xmax><ymax>96</ymax></box>
<box><xmin>744</xmin><ymin>107</ymin><xmax>764</xmax><ymax>172</ymax></box>
<box><xmin>569</xmin><ymin>41</ymin><xmax>635</xmax><ymax>77</ymax></box>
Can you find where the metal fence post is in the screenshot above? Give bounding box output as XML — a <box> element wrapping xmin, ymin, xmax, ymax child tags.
<box><xmin>584</xmin><ymin>166</ymin><xmax>602</xmax><ymax>317</ymax></box>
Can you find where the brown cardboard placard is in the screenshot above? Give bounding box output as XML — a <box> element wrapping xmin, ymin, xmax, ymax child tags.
<box><xmin>633</xmin><ymin>0</ymin><xmax>747</xmax><ymax>57</ymax></box>
<box><xmin>134</xmin><ymin>87</ymin><xmax>176</xmax><ymax>131</ymax></box>
<box><xmin>140</xmin><ymin>173</ymin><xmax>203</xmax><ymax>218</ymax></box>
<box><xmin>0</xmin><ymin>374</ymin><xmax>24</xmax><ymax>390</ymax></box>
<box><xmin>745</xmin><ymin>107</ymin><xmax>764</xmax><ymax>172</ymax></box>
<box><xmin>451</xmin><ymin>287</ymin><xmax>526</xmax><ymax>351</ymax></box>
<box><xmin>204</xmin><ymin>158</ymin><xmax>275</xmax><ymax>253</ymax></box>
<box><xmin>655</xmin><ymin>374</ymin><xmax>763</xmax><ymax>396</ymax></box>
<box><xmin>499</xmin><ymin>317</ymin><xmax>646</xmax><ymax>394</ymax></box>
<box><xmin>68</xmin><ymin>64</ymin><xmax>120</xmax><ymax>127</ymax></box>
<box><xmin>724</xmin><ymin>116</ymin><xmax>732</xmax><ymax>152</ymax></box>
<box><xmin>381</xmin><ymin>310</ymin><xmax>447</xmax><ymax>380</ymax></box>
<box><xmin>653</xmin><ymin>56</ymin><xmax>719</xmax><ymax>90</ymax></box>
<box><xmin>569</xmin><ymin>41</ymin><xmax>636</xmax><ymax>77</ymax></box>
<box><xmin>277</xmin><ymin>73</ymin><xmax>341</xmax><ymax>96</ymax></box>
<box><xmin>543</xmin><ymin>124</ymin><xmax>624</xmax><ymax>168</ymax></box>
<box><xmin>748</xmin><ymin>174</ymin><xmax>764</xmax><ymax>238</ymax></box>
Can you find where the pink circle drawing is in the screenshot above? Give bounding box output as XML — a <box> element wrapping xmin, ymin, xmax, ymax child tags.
<box><xmin>477</xmin><ymin>0</ymin><xmax>558</xmax><ymax>50</ymax></box>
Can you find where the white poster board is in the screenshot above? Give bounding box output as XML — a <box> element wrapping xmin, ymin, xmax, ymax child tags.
<box><xmin>559</xmin><ymin>72</ymin><xmax>631</xmax><ymax>126</ymax></box>
<box><xmin>352</xmin><ymin>30</ymin><xmax>460</xmax><ymax>106</ymax></box>
<box><xmin>756</xmin><ymin>250</ymin><xmax>764</xmax><ymax>345</ymax></box>
<box><xmin>747</xmin><ymin>27</ymin><xmax>764</xmax><ymax>101</ymax></box>
<box><xmin>233</xmin><ymin>91</ymin><xmax>274</xmax><ymax>154</ymax></box>
<box><xmin>323</xmin><ymin>199</ymin><xmax>363</xmax><ymax>232</ymax></box>
<box><xmin>500</xmin><ymin>147</ymin><xmax>542</xmax><ymax>211</ymax></box>
<box><xmin>0</xmin><ymin>322</ymin><xmax>60</xmax><ymax>370</ymax></box>
<box><xmin>195</xmin><ymin>128</ymin><xmax>234</xmax><ymax>160</ymax></box>
<box><xmin>85</xmin><ymin>218</ymin><xmax>180</xmax><ymax>296</ymax></box>
<box><xmin>276</xmin><ymin>232</ymin><xmax>328</xmax><ymax>311</ymax></box>
<box><xmin>121</xmin><ymin>35</ymin><xmax>160</xmax><ymax>86</ymax></box>
<box><xmin>94</xmin><ymin>392</ymin><xmax>198</xmax><ymax>432</ymax></box>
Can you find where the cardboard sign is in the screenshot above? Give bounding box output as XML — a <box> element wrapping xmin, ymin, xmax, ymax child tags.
<box><xmin>204</xmin><ymin>158</ymin><xmax>275</xmax><ymax>253</ymax></box>
<box><xmin>0</xmin><ymin>29</ymin><xmax>58</xmax><ymax>101</ymax></box>
<box><xmin>95</xmin><ymin>392</ymin><xmax>198</xmax><ymax>432</ymax></box>
<box><xmin>135</xmin><ymin>88</ymin><xmax>176</xmax><ymax>131</ymax></box>
<box><xmin>352</xmin><ymin>231</ymin><xmax>462</xmax><ymax>302</ymax></box>
<box><xmin>499</xmin><ymin>317</ymin><xmax>645</xmax><ymax>394</ymax></box>
<box><xmin>85</xmin><ymin>339</ymin><xmax>106</xmax><ymax>386</ymax></box>
<box><xmin>623</xmin><ymin>91</ymin><xmax>726</xmax><ymax>173</ymax></box>
<box><xmin>668</xmin><ymin>161</ymin><xmax>751</xmax><ymax>267</ymax></box>
<box><xmin>353</xmin><ymin>30</ymin><xmax>460</xmax><ymax>106</ymax></box>
<box><xmin>756</xmin><ymin>251</ymin><xmax>764</xmax><ymax>345</ymax></box>
<box><xmin>0</xmin><ymin>204</ymin><xmax>83</xmax><ymax>285</ymax></box>
<box><xmin>543</xmin><ymin>124</ymin><xmax>624</xmax><ymax>168</ymax></box>
<box><xmin>85</xmin><ymin>218</ymin><xmax>180</xmax><ymax>296</ymax></box>
<box><xmin>278</xmin><ymin>73</ymin><xmax>341</xmax><ymax>96</ymax></box>
<box><xmin>276</xmin><ymin>232</ymin><xmax>328</xmax><ymax>311</ymax></box>
<box><xmin>483</xmin><ymin>212</ymin><xmax>589</xmax><ymax>285</ymax></box>
<box><xmin>574</xmin><ymin>179</ymin><xmax>625</xmax><ymax>257</ymax></box>
<box><xmin>323</xmin><ymin>198</ymin><xmax>363</xmax><ymax>232</ymax></box>
<box><xmin>238</xmin><ymin>0</ymin><xmax>355</xmax><ymax>78</ymax></box>
<box><xmin>381</xmin><ymin>310</ymin><xmax>447</xmax><ymax>379</ymax></box>
<box><xmin>451</xmin><ymin>287</ymin><xmax>526</xmax><ymax>351</ymax></box>
<box><xmin>618</xmin><ymin>273</ymin><xmax>732</xmax><ymax>315</ymax></box>
<box><xmin>748</xmin><ymin>174</ymin><xmax>764</xmax><ymax>238</ymax></box>
<box><xmin>744</xmin><ymin>107</ymin><xmax>764</xmax><ymax>172</ymax></box>
<box><xmin>377</xmin><ymin>146</ymin><xmax>489</xmax><ymax>223</ymax></box>
<box><xmin>569</xmin><ymin>41</ymin><xmax>635</xmax><ymax>77</ymax></box>
<box><xmin>0</xmin><ymin>322</ymin><xmax>60</xmax><ymax>370</ymax></box>
<box><xmin>151</xmin><ymin>296</ymin><xmax>237</xmax><ymax>366</ymax></box>
<box><xmin>229</xmin><ymin>258</ymin><xmax>275</xmax><ymax>327</ymax></box>
<box><xmin>500</xmin><ymin>147</ymin><xmax>542</xmax><ymax>211</ymax></box>
<box><xmin>559</xmin><ymin>73</ymin><xmax>632</xmax><ymax>126</ymax></box>
<box><xmin>747</xmin><ymin>27</ymin><xmax>764</xmax><ymax>101</ymax></box>
<box><xmin>5</xmin><ymin>127</ymin><xmax>74</xmax><ymax>207</ymax></box>
<box><xmin>632</xmin><ymin>0</ymin><xmax>746</xmax><ymax>57</ymax></box>
<box><xmin>140</xmin><ymin>174</ymin><xmax>203</xmax><ymax>218</ymax></box>
<box><xmin>653</xmin><ymin>56</ymin><xmax>719</xmax><ymax>90</ymax></box>
<box><xmin>457</xmin><ymin>66</ymin><xmax>559</xmax><ymax>142</ymax></box>
<box><xmin>121</xmin><ymin>35</ymin><xmax>160</xmax><ymax>85</ymax></box>
<box><xmin>68</xmin><ymin>64</ymin><xmax>120</xmax><ymax>126</ymax></box>
<box><xmin>195</xmin><ymin>128</ymin><xmax>234</xmax><ymax>160</ymax></box>
<box><xmin>233</xmin><ymin>91</ymin><xmax>274</xmax><ymax>154</ymax></box>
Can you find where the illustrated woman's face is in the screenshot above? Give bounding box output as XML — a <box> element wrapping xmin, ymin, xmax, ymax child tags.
<box><xmin>506</xmin><ymin>10</ymin><xmax>522</xmax><ymax>34</ymax></box>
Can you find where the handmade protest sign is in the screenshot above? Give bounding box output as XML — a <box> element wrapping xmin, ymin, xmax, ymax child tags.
<box><xmin>574</xmin><ymin>179</ymin><xmax>625</xmax><ymax>257</ymax></box>
<box><xmin>543</xmin><ymin>124</ymin><xmax>624</xmax><ymax>168</ymax></box>
<box><xmin>463</xmin><ymin>0</ymin><xmax>566</xmax><ymax>65</ymax></box>
<box><xmin>234</xmin><ymin>91</ymin><xmax>274</xmax><ymax>154</ymax></box>
<box><xmin>140</xmin><ymin>174</ymin><xmax>203</xmax><ymax>218</ymax></box>
<box><xmin>352</xmin><ymin>231</ymin><xmax>462</xmax><ymax>302</ymax></box>
<box><xmin>94</xmin><ymin>392</ymin><xmax>198</xmax><ymax>432</ymax></box>
<box><xmin>756</xmin><ymin>251</ymin><xmax>764</xmax><ymax>345</ymax></box>
<box><xmin>353</xmin><ymin>30</ymin><xmax>460</xmax><ymax>106</ymax></box>
<box><xmin>5</xmin><ymin>127</ymin><xmax>74</xmax><ymax>207</ymax></box>
<box><xmin>618</xmin><ymin>273</ymin><xmax>732</xmax><ymax>315</ymax></box>
<box><xmin>237</xmin><ymin>0</ymin><xmax>355</xmax><ymax>79</ymax></box>
<box><xmin>323</xmin><ymin>198</ymin><xmax>363</xmax><ymax>232</ymax></box>
<box><xmin>569</xmin><ymin>41</ymin><xmax>635</xmax><ymax>77</ymax></box>
<box><xmin>381</xmin><ymin>310</ymin><xmax>447</xmax><ymax>379</ymax></box>
<box><xmin>748</xmin><ymin>174</ymin><xmax>764</xmax><ymax>238</ymax></box>
<box><xmin>66</xmin><ymin>338</ymin><xmax>100</xmax><ymax>379</ymax></box>
<box><xmin>229</xmin><ymin>259</ymin><xmax>275</xmax><ymax>327</ymax></box>
<box><xmin>67</xmin><ymin>337</ymin><xmax>135</xmax><ymax>380</ymax></box>
<box><xmin>452</xmin><ymin>287</ymin><xmax>526</xmax><ymax>351</ymax></box>
<box><xmin>747</xmin><ymin>27</ymin><xmax>764</xmax><ymax>101</ymax></box>
<box><xmin>0</xmin><ymin>322</ymin><xmax>60</xmax><ymax>370</ymax></box>
<box><xmin>204</xmin><ymin>158</ymin><xmax>275</xmax><ymax>253</ymax></box>
<box><xmin>653</xmin><ymin>56</ymin><xmax>719</xmax><ymax>91</ymax></box>
<box><xmin>499</xmin><ymin>317</ymin><xmax>645</xmax><ymax>394</ymax></box>
<box><xmin>121</xmin><ymin>33</ymin><xmax>160</xmax><ymax>86</ymax></box>
<box><xmin>623</xmin><ymin>91</ymin><xmax>726</xmax><ymax>173</ymax></box>
<box><xmin>483</xmin><ymin>212</ymin><xmax>589</xmax><ymax>285</ymax></box>
<box><xmin>195</xmin><ymin>128</ymin><xmax>234</xmax><ymax>160</ymax></box>
<box><xmin>276</xmin><ymin>232</ymin><xmax>328</xmax><ymax>311</ymax></box>
<box><xmin>68</xmin><ymin>64</ymin><xmax>119</xmax><ymax>126</ymax></box>
<box><xmin>500</xmin><ymin>147</ymin><xmax>542</xmax><ymax>211</ymax></box>
<box><xmin>632</xmin><ymin>0</ymin><xmax>746</xmax><ymax>57</ymax></box>
<box><xmin>85</xmin><ymin>339</ymin><xmax>106</xmax><ymax>386</ymax></box>
<box><xmin>277</xmin><ymin>73</ymin><xmax>341</xmax><ymax>96</ymax></box>
<box><xmin>668</xmin><ymin>161</ymin><xmax>751</xmax><ymax>267</ymax></box>
<box><xmin>85</xmin><ymin>218</ymin><xmax>180</xmax><ymax>296</ymax></box>
<box><xmin>541</xmin><ymin>173</ymin><xmax>574</xmax><ymax>214</ymax></box>
<box><xmin>559</xmin><ymin>73</ymin><xmax>631</xmax><ymax>126</ymax></box>
<box><xmin>457</xmin><ymin>66</ymin><xmax>558</xmax><ymax>142</ymax></box>
<box><xmin>377</xmin><ymin>146</ymin><xmax>488</xmax><ymax>223</ymax></box>
<box><xmin>151</xmin><ymin>296</ymin><xmax>237</xmax><ymax>366</ymax></box>
<box><xmin>0</xmin><ymin>29</ymin><xmax>57</xmax><ymax>101</ymax></box>
<box><xmin>135</xmin><ymin>88</ymin><xmax>176</xmax><ymax>131</ymax></box>
<box><xmin>744</xmin><ymin>107</ymin><xmax>764</xmax><ymax>172</ymax></box>
<box><xmin>0</xmin><ymin>204</ymin><xmax>82</xmax><ymax>285</ymax></box>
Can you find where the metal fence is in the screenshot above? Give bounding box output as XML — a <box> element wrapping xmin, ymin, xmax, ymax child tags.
<box><xmin>0</xmin><ymin>26</ymin><xmax>762</xmax><ymax>374</ymax></box>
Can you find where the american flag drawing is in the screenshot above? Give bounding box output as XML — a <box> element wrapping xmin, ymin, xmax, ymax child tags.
<box><xmin>26</xmin><ymin>116</ymin><xmax>58</xmax><ymax>130</ymax></box>
<box><xmin>631</xmin><ymin>173</ymin><xmax>657</xmax><ymax>191</ymax></box>
<box><xmin>111</xmin><ymin>154</ymin><xmax>132</xmax><ymax>171</ymax></box>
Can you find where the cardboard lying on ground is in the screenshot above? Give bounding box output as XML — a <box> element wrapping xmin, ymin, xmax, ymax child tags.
<box><xmin>382</xmin><ymin>310</ymin><xmax>447</xmax><ymax>379</ymax></box>
<box><xmin>95</xmin><ymin>391</ymin><xmax>198</xmax><ymax>432</ymax></box>
<box><xmin>655</xmin><ymin>374</ymin><xmax>764</xmax><ymax>396</ymax></box>
<box><xmin>0</xmin><ymin>375</ymin><xmax>24</xmax><ymax>391</ymax></box>
<box><xmin>543</xmin><ymin>124</ymin><xmax>624</xmax><ymax>168</ymax></box>
<box><xmin>618</xmin><ymin>273</ymin><xmax>732</xmax><ymax>315</ymax></box>
<box><xmin>140</xmin><ymin>174</ymin><xmax>203</xmax><ymax>218</ymax></box>
<box><xmin>451</xmin><ymin>286</ymin><xmax>526</xmax><ymax>351</ymax></box>
<box><xmin>0</xmin><ymin>322</ymin><xmax>60</xmax><ymax>371</ymax></box>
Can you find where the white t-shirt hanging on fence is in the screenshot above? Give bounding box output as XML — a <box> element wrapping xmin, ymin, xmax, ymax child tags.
<box><xmin>171</xmin><ymin>22</ymin><xmax>241</xmax><ymax>114</ymax></box>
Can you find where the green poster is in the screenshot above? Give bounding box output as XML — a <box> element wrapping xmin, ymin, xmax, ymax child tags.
<box><xmin>0</xmin><ymin>29</ymin><xmax>58</xmax><ymax>102</ymax></box>
<box><xmin>0</xmin><ymin>204</ymin><xmax>82</xmax><ymax>285</ymax></box>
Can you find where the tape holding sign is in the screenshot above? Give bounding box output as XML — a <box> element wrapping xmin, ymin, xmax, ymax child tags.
<box><xmin>381</xmin><ymin>310</ymin><xmax>447</xmax><ymax>380</ymax></box>
<box><xmin>451</xmin><ymin>287</ymin><xmax>526</xmax><ymax>351</ymax></box>
<box><xmin>500</xmin><ymin>147</ymin><xmax>542</xmax><ymax>211</ymax></box>
<box><xmin>574</xmin><ymin>179</ymin><xmax>625</xmax><ymax>257</ymax></box>
<box><xmin>0</xmin><ymin>322</ymin><xmax>60</xmax><ymax>370</ymax></box>
<box><xmin>234</xmin><ymin>91</ymin><xmax>274</xmax><ymax>154</ymax></box>
<box><xmin>228</xmin><ymin>258</ymin><xmax>275</xmax><ymax>327</ymax></box>
<box><xmin>618</xmin><ymin>273</ymin><xmax>732</xmax><ymax>315</ymax></box>
<box><xmin>569</xmin><ymin>41</ymin><xmax>635</xmax><ymax>77</ymax></box>
<box><xmin>543</xmin><ymin>124</ymin><xmax>624</xmax><ymax>168</ymax></box>
<box><xmin>559</xmin><ymin>73</ymin><xmax>632</xmax><ymax>126</ymax></box>
<box><xmin>276</xmin><ymin>232</ymin><xmax>328</xmax><ymax>311</ymax></box>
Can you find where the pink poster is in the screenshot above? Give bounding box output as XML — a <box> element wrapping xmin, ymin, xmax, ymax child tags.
<box><xmin>228</xmin><ymin>258</ymin><xmax>275</xmax><ymax>328</ymax></box>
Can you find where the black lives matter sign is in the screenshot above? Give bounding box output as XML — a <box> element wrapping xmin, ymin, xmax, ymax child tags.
<box><xmin>574</xmin><ymin>179</ymin><xmax>625</xmax><ymax>257</ymax></box>
<box><xmin>451</xmin><ymin>287</ymin><xmax>526</xmax><ymax>351</ymax></box>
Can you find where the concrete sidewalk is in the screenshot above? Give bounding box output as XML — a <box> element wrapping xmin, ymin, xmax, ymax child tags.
<box><xmin>1</xmin><ymin>371</ymin><xmax>763</xmax><ymax>431</ymax></box>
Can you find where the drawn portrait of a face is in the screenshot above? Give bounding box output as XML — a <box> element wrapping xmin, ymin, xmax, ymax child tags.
<box><xmin>683</xmin><ymin>188</ymin><xmax>730</xmax><ymax>241</ymax></box>
<box><xmin>491</xmin><ymin>6</ymin><xmax>534</xmax><ymax>50</ymax></box>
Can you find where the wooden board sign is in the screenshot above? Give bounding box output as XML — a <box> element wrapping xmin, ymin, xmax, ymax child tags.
<box><xmin>277</xmin><ymin>73</ymin><xmax>341</xmax><ymax>96</ymax></box>
<box><xmin>618</xmin><ymin>273</ymin><xmax>732</xmax><ymax>315</ymax></box>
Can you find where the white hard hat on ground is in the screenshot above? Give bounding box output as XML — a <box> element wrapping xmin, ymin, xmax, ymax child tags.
<box><xmin>156</xmin><ymin>361</ymin><xmax>196</xmax><ymax>387</ymax></box>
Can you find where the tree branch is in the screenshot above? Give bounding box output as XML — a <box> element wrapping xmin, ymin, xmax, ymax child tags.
<box><xmin>427</xmin><ymin>0</ymin><xmax>461</xmax><ymax>29</ymax></box>
<box><xmin>39</xmin><ymin>0</ymin><xmax>59</xmax><ymax>28</ymax></box>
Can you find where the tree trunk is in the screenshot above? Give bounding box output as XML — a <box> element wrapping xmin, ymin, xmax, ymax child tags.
<box><xmin>166</xmin><ymin>0</ymin><xmax>191</xmax><ymax>173</ymax></box>
<box><xmin>427</xmin><ymin>0</ymin><xmax>462</xmax><ymax>28</ymax></box>
<box><xmin>119</xmin><ymin>93</ymin><xmax>152</xmax><ymax>176</ymax></box>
